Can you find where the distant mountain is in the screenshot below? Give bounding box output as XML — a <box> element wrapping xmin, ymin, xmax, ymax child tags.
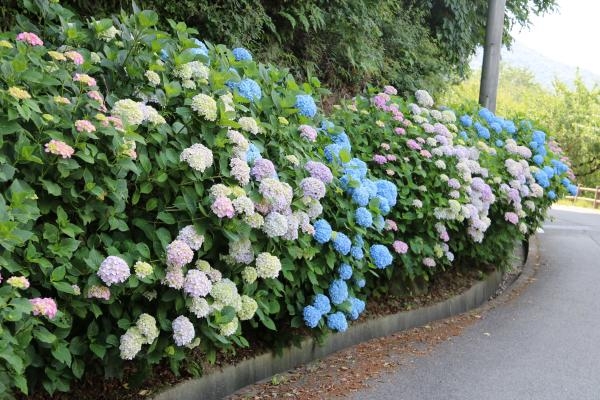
<box><xmin>470</xmin><ymin>41</ymin><xmax>600</xmax><ymax>89</ymax></box>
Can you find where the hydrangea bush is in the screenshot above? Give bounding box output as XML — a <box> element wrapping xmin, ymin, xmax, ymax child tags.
<box><xmin>0</xmin><ymin>1</ymin><xmax>573</xmax><ymax>397</ymax></box>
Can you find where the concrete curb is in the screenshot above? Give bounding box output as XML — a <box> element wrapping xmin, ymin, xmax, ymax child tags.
<box><xmin>154</xmin><ymin>243</ymin><xmax>529</xmax><ymax>400</ymax></box>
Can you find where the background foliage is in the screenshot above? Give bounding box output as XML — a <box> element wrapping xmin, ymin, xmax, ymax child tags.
<box><xmin>1</xmin><ymin>0</ymin><xmax>557</xmax><ymax>96</ymax></box>
<box><xmin>443</xmin><ymin>64</ymin><xmax>600</xmax><ymax>187</ymax></box>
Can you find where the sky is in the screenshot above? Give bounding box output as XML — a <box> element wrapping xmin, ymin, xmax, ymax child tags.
<box><xmin>510</xmin><ymin>0</ymin><xmax>600</xmax><ymax>75</ymax></box>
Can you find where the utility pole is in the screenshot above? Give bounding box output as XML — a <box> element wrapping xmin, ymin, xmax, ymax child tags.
<box><xmin>479</xmin><ymin>0</ymin><xmax>506</xmax><ymax>112</ymax></box>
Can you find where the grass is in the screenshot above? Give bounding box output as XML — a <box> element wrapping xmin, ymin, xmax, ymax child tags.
<box><xmin>557</xmin><ymin>198</ymin><xmax>599</xmax><ymax>209</ymax></box>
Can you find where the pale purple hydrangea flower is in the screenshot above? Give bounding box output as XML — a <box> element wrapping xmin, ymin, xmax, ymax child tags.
<box><xmin>172</xmin><ymin>316</ymin><xmax>195</xmax><ymax>346</ymax></box>
<box><xmin>166</xmin><ymin>240</ymin><xmax>194</xmax><ymax>268</ymax></box>
<box><xmin>229</xmin><ymin>239</ymin><xmax>255</xmax><ymax>264</ymax></box>
<box><xmin>259</xmin><ymin>178</ymin><xmax>293</xmax><ymax>212</ymax></box>
<box><xmin>504</xmin><ymin>212</ymin><xmax>519</xmax><ymax>225</ymax></box>
<box><xmin>386</xmin><ymin>154</ymin><xmax>397</xmax><ymax>162</ymax></box>
<box><xmin>163</xmin><ymin>266</ymin><xmax>185</xmax><ymax>289</ymax></box>
<box><xmin>251</xmin><ymin>159</ymin><xmax>276</xmax><ymax>181</ymax></box>
<box><xmin>407</xmin><ymin>140</ymin><xmax>421</xmax><ymax>151</ymax></box>
<box><xmin>383</xmin><ymin>85</ymin><xmax>397</xmax><ymax>95</ymax></box>
<box><xmin>176</xmin><ymin>225</ymin><xmax>204</xmax><ymax>251</ymax></box>
<box><xmin>184</xmin><ymin>270</ymin><xmax>212</xmax><ymax>297</ymax></box>
<box><xmin>393</xmin><ymin>240</ymin><xmax>409</xmax><ymax>254</ymax></box>
<box><xmin>230</xmin><ymin>157</ymin><xmax>251</xmax><ymax>186</ymax></box>
<box><xmin>300</xmin><ymin>177</ymin><xmax>326</xmax><ymax>200</ymax></box>
<box><xmin>423</xmin><ymin>257</ymin><xmax>436</xmax><ymax>267</ymax></box>
<box><xmin>299</xmin><ymin>125</ymin><xmax>317</xmax><ymax>142</ymax></box>
<box><xmin>373</xmin><ymin>154</ymin><xmax>387</xmax><ymax>165</ymax></box>
<box><xmin>98</xmin><ymin>256</ymin><xmax>130</xmax><ymax>286</ymax></box>
<box><xmin>304</xmin><ymin>161</ymin><xmax>333</xmax><ymax>184</ymax></box>
<box><xmin>211</xmin><ymin>196</ymin><xmax>235</xmax><ymax>219</ymax></box>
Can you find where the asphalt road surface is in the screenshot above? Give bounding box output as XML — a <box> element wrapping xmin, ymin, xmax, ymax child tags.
<box><xmin>345</xmin><ymin>205</ymin><xmax>600</xmax><ymax>400</ymax></box>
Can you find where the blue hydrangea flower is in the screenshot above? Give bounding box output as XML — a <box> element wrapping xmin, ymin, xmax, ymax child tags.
<box><xmin>303</xmin><ymin>305</ymin><xmax>321</xmax><ymax>328</ymax></box>
<box><xmin>520</xmin><ymin>120</ymin><xmax>533</xmax><ymax>130</ymax></box>
<box><xmin>331</xmin><ymin>133</ymin><xmax>352</xmax><ymax>152</ymax></box>
<box><xmin>191</xmin><ymin>39</ymin><xmax>208</xmax><ymax>57</ymax></box>
<box><xmin>295</xmin><ymin>94</ymin><xmax>317</xmax><ymax>118</ymax></box>
<box><xmin>324</xmin><ymin>143</ymin><xmax>344</xmax><ymax>163</ymax></box>
<box><xmin>326</xmin><ymin>312</ymin><xmax>348</xmax><ymax>332</ymax></box>
<box><xmin>313</xmin><ymin>294</ymin><xmax>331</xmax><ymax>315</ymax></box>
<box><xmin>160</xmin><ymin>48</ymin><xmax>169</xmax><ymax>61</ymax></box>
<box><xmin>370</xmin><ymin>244</ymin><xmax>393</xmax><ymax>269</ymax></box>
<box><xmin>313</xmin><ymin>219</ymin><xmax>332</xmax><ymax>244</ymax></box>
<box><xmin>532</xmin><ymin>130</ymin><xmax>546</xmax><ymax>146</ymax></box>
<box><xmin>355</xmin><ymin>207</ymin><xmax>373</xmax><ymax>228</ymax></box>
<box><xmin>547</xmin><ymin>190</ymin><xmax>557</xmax><ymax>200</ymax></box>
<box><xmin>376</xmin><ymin>180</ymin><xmax>397</xmax><ymax>207</ymax></box>
<box><xmin>235</xmin><ymin>78</ymin><xmax>262</xmax><ymax>102</ymax></box>
<box><xmin>567</xmin><ymin>184</ymin><xmax>578</xmax><ymax>196</ymax></box>
<box><xmin>373</xmin><ymin>215</ymin><xmax>385</xmax><ymax>231</ymax></box>
<box><xmin>534</xmin><ymin>170</ymin><xmax>550</xmax><ymax>188</ymax></box>
<box><xmin>363</xmin><ymin>179</ymin><xmax>379</xmax><ymax>199</ymax></box>
<box><xmin>320</xmin><ymin>120</ymin><xmax>335</xmax><ymax>131</ymax></box>
<box><xmin>338</xmin><ymin>263</ymin><xmax>353</xmax><ymax>280</ymax></box>
<box><xmin>536</xmin><ymin>146</ymin><xmax>547</xmax><ymax>158</ymax></box>
<box><xmin>495</xmin><ymin>139</ymin><xmax>504</xmax><ymax>147</ymax></box>
<box><xmin>478</xmin><ymin>108</ymin><xmax>494</xmax><ymax>122</ymax></box>
<box><xmin>561</xmin><ymin>178</ymin><xmax>571</xmax><ymax>187</ymax></box>
<box><xmin>350</xmin><ymin>246</ymin><xmax>364</xmax><ymax>260</ymax></box>
<box><xmin>533</xmin><ymin>154</ymin><xmax>544</xmax><ymax>165</ymax></box>
<box><xmin>551</xmin><ymin>159</ymin><xmax>569</xmax><ymax>175</ymax></box>
<box><xmin>352</xmin><ymin>186</ymin><xmax>370</xmax><ymax>206</ymax></box>
<box><xmin>543</xmin><ymin>166</ymin><xmax>555</xmax><ymax>179</ymax></box>
<box><xmin>475</xmin><ymin>122</ymin><xmax>490</xmax><ymax>139</ymax></box>
<box><xmin>376</xmin><ymin>196</ymin><xmax>391</xmax><ymax>215</ymax></box>
<box><xmin>245</xmin><ymin>143</ymin><xmax>262</xmax><ymax>165</ymax></box>
<box><xmin>502</xmin><ymin>120</ymin><xmax>517</xmax><ymax>134</ymax></box>
<box><xmin>348</xmin><ymin>297</ymin><xmax>366</xmax><ymax>320</ymax></box>
<box><xmin>232</xmin><ymin>47</ymin><xmax>252</xmax><ymax>61</ymax></box>
<box><xmin>459</xmin><ymin>131</ymin><xmax>468</xmax><ymax>140</ymax></box>
<box><xmin>344</xmin><ymin>158</ymin><xmax>368</xmax><ymax>181</ymax></box>
<box><xmin>490</xmin><ymin>122</ymin><xmax>502</xmax><ymax>133</ymax></box>
<box><xmin>459</xmin><ymin>115</ymin><xmax>472</xmax><ymax>127</ymax></box>
<box><xmin>329</xmin><ymin>279</ymin><xmax>348</xmax><ymax>305</ymax></box>
<box><xmin>355</xmin><ymin>278</ymin><xmax>366</xmax><ymax>288</ymax></box>
<box><xmin>332</xmin><ymin>232</ymin><xmax>352</xmax><ymax>255</ymax></box>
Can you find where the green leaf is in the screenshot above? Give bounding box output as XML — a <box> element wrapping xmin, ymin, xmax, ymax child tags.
<box><xmin>137</xmin><ymin>10</ymin><xmax>159</xmax><ymax>27</ymax></box>
<box><xmin>34</xmin><ymin>326</ymin><xmax>57</xmax><ymax>344</ymax></box>
<box><xmin>90</xmin><ymin>343</ymin><xmax>106</xmax><ymax>359</ymax></box>
<box><xmin>52</xmin><ymin>281</ymin><xmax>76</xmax><ymax>294</ymax></box>
<box><xmin>71</xmin><ymin>358</ymin><xmax>85</xmax><ymax>379</ymax></box>
<box><xmin>0</xmin><ymin>351</ymin><xmax>24</xmax><ymax>373</ymax></box>
<box><xmin>157</xmin><ymin>211</ymin><xmax>176</xmax><ymax>224</ymax></box>
<box><xmin>50</xmin><ymin>266</ymin><xmax>66</xmax><ymax>282</ymax></box>
<box><xmin>51</xmin><ymin>343</ymin><xmax>72</xmax><ymax>366</ymax></box>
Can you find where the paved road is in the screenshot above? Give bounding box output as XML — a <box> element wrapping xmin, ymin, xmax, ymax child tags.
<box><xmin>345</xmin><ymin>205</ymin><xmax>600</xmax><ymax>400</ymax></box>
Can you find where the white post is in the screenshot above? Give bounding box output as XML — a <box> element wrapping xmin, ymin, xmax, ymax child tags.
<box><xmin>479</xmin><ymin>0</ymin><xmax>506</xmax><ymax>112</ymax></box>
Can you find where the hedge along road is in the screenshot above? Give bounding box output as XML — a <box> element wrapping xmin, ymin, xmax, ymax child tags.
<box><xmin>344</xmin><ymin>204</ymin><xmax>600</xmax><ymax>400</ymax></box>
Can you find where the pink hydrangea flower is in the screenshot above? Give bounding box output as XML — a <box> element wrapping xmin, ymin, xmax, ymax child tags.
<box><xmin>385</xmin><ymin>219</ymin><xmax>398</xmax><ymax>231</ymax></box>
<box><xmin>423</xmin><ymin>257</ymin><xmax>436</xmax><ymax>267</ymax></box>
<box><xmin>87</xmin><ymin>285</ymin><xmax>111</xmax><ymax>300</ymax></box>
<box><xmin>30</xmin><ymin>297</ymin><xmax>58</xmax><ymax>319</ymax></box>
<box><xmin>393</xmin><ymin>240</ymin><xmax>408</xmax><ymax>254</ymax></box>
<box><xmin>504</xmin><ymin>212</ymin><xmax>519</xmax><ymax>225</ymax></box>
<box><xmin>299</xmin><ymin>125</ymin><xmax>317</xmax><ymax>142</ymax></box>
<box><xmin>44</xmin><ymin>140</ymin><xmax>74</xmax><ymax>158</ymax></box>
<box><xmin>211</xmin><ymin>196</ymin><xmax>235</xmax><ymax>219</ymax></box>
<box><xmin>386</xmin><ymin>154</ymin><xmax>397</xmax><ymax>162</ymax></box>
<box><xmin>16</xmin><ymin>32</ymin><xmax>43</xmax><ymax>46</ymax></box>
<box><xmin>166</xmin><ymin>240</ymin><xmax>194</xmax><ymax>268</ymax></box>
<box><xmin>420</xmin><ymin>150</ymin><xmax>432</xmax><ymax>158</ymax></box>
<box><xmin>380</xmin><ymin>143</ymin><xmax>391</xmax><ymax>151</ymax></box>
<box><xmin>75</xmin><ymin>119</ymin><xmax>96</xmax><ymax>133</ymax></box>
<box><xmin>73</xmin><ymin>73</ymin><xmax>97</xmax><ymax>87</ymax></box>
<box><xmin>373</xmin><ymin>154</ymin><xmax>387</xmax><ymax>165</ymax></box>
<box><xmin>64</xmin><ymin>51</ymin><xmax>84</xmax><ymax>65</ymax></box>
<box><xmin>406</xmin><ymin>139</ymin><xmax>421</xmax><ymax>151</ymax></box>
<box><xmin>383</xmin><ymin>85</ymin><xmax>397</xmax><ymax>95</ymax></box>
<box><xmin>395</xmin><ymin>127</ymin><xmax>406</xmax><ymax>135</ymax></box>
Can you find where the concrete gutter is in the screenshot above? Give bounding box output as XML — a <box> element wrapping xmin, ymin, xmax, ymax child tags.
<box><xmin>154</xmin><ymin>242</ymin><xmax>529</xmax><ymax>400</ymax></box>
